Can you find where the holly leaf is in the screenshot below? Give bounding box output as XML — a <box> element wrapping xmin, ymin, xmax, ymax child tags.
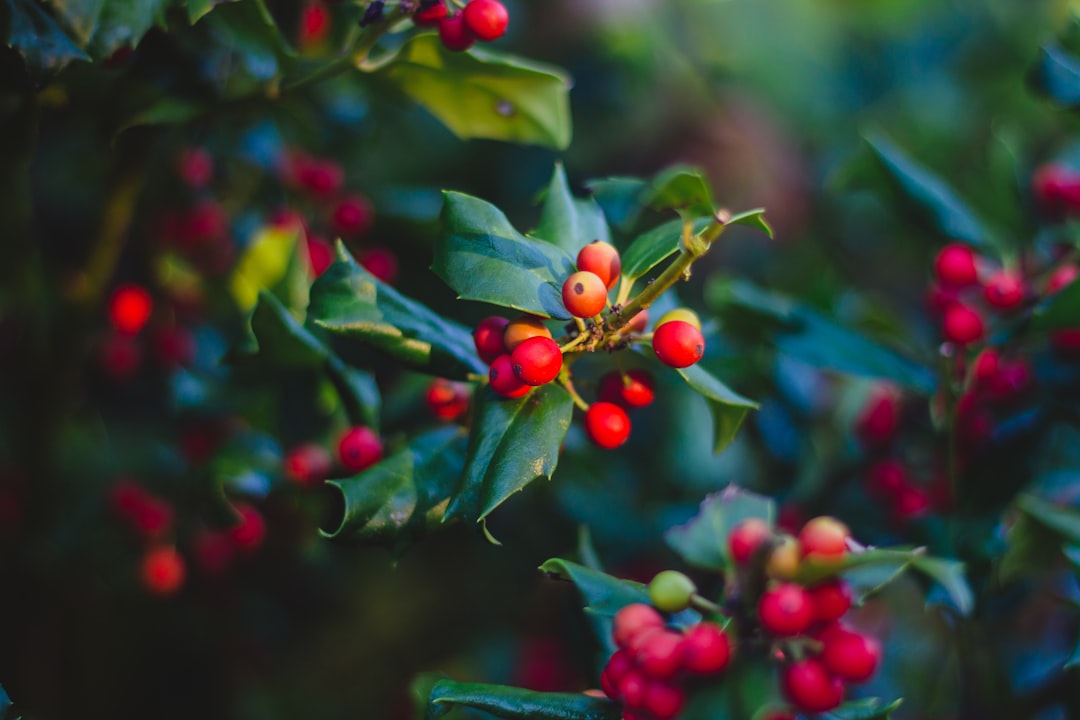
<box><xmin>425</xmin><ymin>679</ymin><xmax>619</xmax><ymax>720</ymax></box>
<box><xmin>538</xmin><ymin>558</ymin><xmax>650</xmax><ymax>615</ymax></box>
<box><xmin>1030</xmin><ymin>43</ymin><xmax>1080</xmax><ymax>111</ymax></box>
<box><xmin>310</xmin><ymin>243</ymin><xmax>486</xmax><ymax>380</ymax></box>
<box><xmin>643</xmin><ymin>165</ymin><xmax>716</xmax><ymax>219</ymax></box>
<box><xmin>374</xmin><ymin>34</ymin><xmax>571</xmax><ymax>150</ymax></box>
<box><xmin>445</xmin><ymin>384</ymin><xmax>573</xmax><ymax>523</ymax></box>
<box><xmin>621</xmin><ymin>218</ymin><xmax>709</xmax><ymax>281</ymax></box>
<box><xmin>822</xmin><ymin>698</ymin><xmax>904</xmax><ymax>720</ymax></box>
<box><xmin>434</xmin><ymin>191</ymin><xmax>577</xmax><ymax>319</ymax></box>
<box><xmin>674</xmin><ymin>364</ymin><xmax>757</xmax><ymax>453</ymax></box>
<box><xmin>864</xmin><ymin>132</ymin><xmax>993</xmax><ymax>248</ymax></box>
<box><xmin>49</xmin><ymin>0</ymin><xmax>170</xmax><ymax>59</ymax></box>
<box><xmin>4</xmin><ymin>0</ymin><xmax>90</xmax><ymax>74</ymax></box>
<box><xmin>585</xmin><ymin>176</ymin><xmax>648</xmax><ymax>232</ymax></box>
<box><xmin>1030</xmin><ymin>279</ymin><xmax>1080</xmax><ymax>332</ymax></box>
<box><xmin>531</xmin><ymin>164</ymin><xmax>611</xmax><ymax>255</ymax></box>
<box><xmin>909</xmin><ymin>556</ymin><xmax>973</xmax><ymax>615</ymax></box>
<box><xmin>188</xmin><ymin>0</ymin><xmax>239</xmax><ymax>24</ymax></box>
<box><xmin>665</xmin><ymin>487</ymin><xmax>775</xmax><ymax>571</ymax></box>
<box><xmin>322</xmin><ymin>426</ymin><xmax>466</xmax><ymax>549</ymax></box>
<box><xmin>1016</xmin><ymin>493</ymin><xmax>1080</xmax><ymax>543</ymax></box>
<box><xmin>725</xmin><ymin>208</ymin><xmax>773</xmax><ymax>238</ymax></box>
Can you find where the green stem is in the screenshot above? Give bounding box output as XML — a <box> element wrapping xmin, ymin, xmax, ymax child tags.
<box><xmin>283</xmin><ymin>14</ymin><xmax>397</xmax><ymax>94</ymax></box>
<box><xmin>689</xmin><ymin>593</ymin><xmax>725</xmax><ymax>616</ymax></box>
<box><xmin>558</xmin><ymin>370</ymin><xmax>590</xmax><ymax>412</ymax></box>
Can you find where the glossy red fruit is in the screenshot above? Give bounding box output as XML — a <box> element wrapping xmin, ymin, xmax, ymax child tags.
<box><xmin>612</xmin><ymin>603</ymin><xmax>665</xmax><ymax>647</ymax></box>
<box><xmin>332</xmin><ymin>194</ymin><xmax>374</xmax><ymax>237</ymax></box>
<box><xmin>641</xmin><ymin>679</ymin><xmax>685</xmax><ymax>720</ymax></box>
<box><xmin>511</xmin><ymin>336</ymin><xmax>562</xmax><ymax>386</ymax></box>
<box><xmin>489</xmin><ymin>354</ymin><xmax>530</xmax><ymax>398</ymax></box>
<box><xmin>504</xmin><ymin>315</ymin><xmax>551</xmax><ymax>351</ymax></box>
<box><xmin>426</xmin><ymin>379</ymin><xmax>471</xmax><ymax>421</ymax></box>
<box><xmin>821</xmin><ymin>627</ymin><xmax>881</xmax><ymax>683</ymax></box>
<box><xmin>109</xmin><ymin>284</ymin><xmax>153</xmax><ymax>335</ymax></box>
<box><xmin>983</xmin><ymin>270</ymin><xmax>1026</xmax><ymax>311</ymax></box>
<box><xmin>782</xmin><ymin>658</ymin><xmax>844</xmax><ymax>714</ymax></box>
<box><xmin>798</xmin><ymin>516</ymin><xmax>850</xmax><ymax>563</ymax></box>
<box><xmin>474</xmin><ymin>316</ymin><xmax>510</xmax><ymax>364</ymax></box>
<box><xmin>617</xmin><ymin>668</ymin><xmax>648</xmax><ymax>711</ymax></box>
<box><xmin>462</xmin><ymin>0</ymin><xmax>509</xmax><ymax>41</ymax></box>
<box><xmin>681</xmin><ymin>622</ymin><xmax>732</xmax><ymax>674</ymax></box>
<box><xmin>1047</xmin><ymin>264</ymin><xmax>1079</xmax><ymax>294</ymax></box>
<box><xmin>808</xmin><ymin>579</ymin><xmax>853</xmax><ymax>624</ymax></box>
<box><xmin>934</xmin><ymin>244</ymin><xmax>979</xmax><ymax>287</ymax></box>
<box><xmin>601</xmin><ymin>649</ymin><xmax>633</xmax><ymax>700</ymax></box>
<box><xmin>971</xmin><ymin>348</ymin><xmax>1000</xmax><ymax>389</ymax></box>
<box><xmin>943</xmin><ymin>303</ymin><xmax>985</xmax><ymax>345</ymax></box>
<box><xmin>284</xmin><ymin>443</ymin><xmax>333</xmax><ymax>486</ymax></box>
<box><xmin>598</xmin><ymin>369</ymin><xmax>655</xmax><ymax>409</ymax></box>
<box><xmin>437</xmin><ymin>13</ymin><xmax>476</xmax><ymax>51</ymax></box>
<box><xmin>228</xmin><ymin>502</ymin><xmax>266</xmax><ymax>552</ymax></box>
<box><xmin>758</xmin><ymin>583</ymin><xmax>814</xmax><ymax>636</ymax></box>
<box><xmin>855</xmin><ymin>384</ymin><xmax>901</xmax><ymax>448</ymax></box>
<box><xmin>414</xmin><ymin>1</ymin><xmax>448</xmax><ymax>26</ymax></box>
<box><xmin>728</xmin><ymin>517</ymin><xmax>772</xmax><ymax>565</ymax></box>
<box><xmin>584</xmin><ymin>402</ymin><xmax>631</xmax><ymax>449</ymax></box>
<box><xmin>577</xmin><ymin>241</ymin><xmax>622</xmax><ymax>289</ymax></box>
<box><xmin>652</xmin><ymin>320</ymin><xmax>704</xmax><ymax>368</ymax></box>
<box><xmin>634</xmin><ymin>629</ymin><xmax>686</xmax><ymax>679</ymax></box>
<box><xmin>338</xmin><ymin>426</ymin><xmax>383</xmax><ymax>471</ymax></box>
<box><xmin>1033</xmin><ymin>163</ymin><xmax>1080</xmax><ymax>216</ymax></box>
<box><xmin>562</xmin><ymin>271</ymin><xmax>608</xmax><ymax>318</ymax></box>
<box><xmin>305</xmin><ymin>236</ymin><xmax>335</xmax><ymax>277</ymax></box>
<box><xmin>298</xmin><ymin>2</ymin><xmax>332</xmax><ymax>47</ymax></box>
<box><xmin>141</xmin><ymin>545</ymin><xmax>186</xmax><ymax>596</ymax></box>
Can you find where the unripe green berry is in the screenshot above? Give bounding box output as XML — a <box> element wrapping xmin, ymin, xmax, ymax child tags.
<box><xmin>648</xmin><ymin>570</ymin><xmax>696</xmax><ymax>613</ymax></box>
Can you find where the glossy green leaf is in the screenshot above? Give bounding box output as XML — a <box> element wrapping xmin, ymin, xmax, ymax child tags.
<box><xmin>1016</xmin><ymin>493</ymin><xmax>1080</xmax><ymax>542</ymax></box>
<box><xmin>426</xmin><ymin>679</ymin><xmax>619</xmax><ymax>720</ymax></box>
<box><xmin>531</xmin><ymin>165</ymin><xmax>611</xmax><ymax>255</ymax></box>
<box><xmin>643</xmin><ymin>165</ymin><xmax>716</xmax><ymax>218</ymax></box>
<box><xmin>710</xmin><ymin>279</ymin><xmax>937</xmax><ymax>393</ymax></box>
<box><xmin>4</xmin><ymin>0</ymin><xmax>90</xmax><ymax>73</ymax></box>
<box><xmin>49</xmin><ymin>0</ymin><xmax>170</xmax><ymax>58</ymax></box>
<box><xmin>909</xmin><ymin>556</ymin><xmax>973</xmax><ymax>615</ymax></box>
<box><xmin>674</xmin><ymin>364</ymin><xmax>757</xmax><ymax>453</ymax></box>
<box><xmin>538</xmin><ymin>558</ymin><xmax>650</xmax><ymax>615</ymax></box>
<box><xmin>311</xmin><ymin>243</ymin><xmax>486</xmax><ymax>380</ymax></box>
<box><xmin>725</xmin><ymin>208</ymin><xmax>773</xmax><ymax>238</ymax></box>
<box><xmin>823</xmin><ymin>698</ymin><xmax>904</xmax><ymax>720</ymax></box>
<box><xmin>585</xmin><ymin>176</ymin><xmax>648</xmax><ymax>231</ymax></box>
<box><xmin>621</xmin><ymin>218</ymin><xmax>709</xmax><ymax>281</ymax></box>
<box><xmin>1030</xmin><ymin>44</ymin><xmax>1080</xmax><ymax>111</ymax></box>
<box><xmin>188</xmin><ymin>0</ymin><xmax>239</xmax><ymax>23</ymax></box>
<box><xmin>864</xmin><ymin>133</ymin><xmax>992</xmax><ymax>248</ymax></box>
<box><xmin>434</xmin><ymin>191</ymin><xmax>577</xmax><ymax>319</ymax></box>
<box><xmin>665</xmin><ymin>487</ymin><xmax>775</xmax><ymax>571</ymax></box>
<box><xmin>325</xmin><ymin>355</ymin><xmax>381</xmax><ymax>429</ymax></box>
<box><xmin>1030</xmin><ymin>279</ymin><xmax>1080</xmax><ymax>332</ymax></box>
<box><xmin>203</xmin><ymin>0</ymin><xmax>296</xmax><ymax>80</ymax></box>
<box><xmin>375</xmin><ymin>34</ymin><xmax>571</xmax><ymax>150</ymax></box>
<box><xmin>446</xmin><ymin>384</ymin><xmax>573</xmax><ymax>523</ymax></box>
<box><xmin>322</xmin><ymin>427</ymin><xmax>466</xmax><ymax>547</ymax></box>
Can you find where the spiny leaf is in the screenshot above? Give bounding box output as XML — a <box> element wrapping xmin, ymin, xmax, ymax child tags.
<box><xmin>531</xmin><ymin>164</ymin><xmax>611</xmax><ymax>256</ymax></box>
<box><xmin>426</xmin><ymin>679</ymin><xmax>620</xmax><ymax>720</ymax></box>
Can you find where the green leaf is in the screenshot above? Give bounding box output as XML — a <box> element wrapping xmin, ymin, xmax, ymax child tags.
<box><xmin>710</xmin><ymin>279</ymin><xmax>937</xmax><ymax>393</ymax></box>
<box><xmin>585</xmin><ymin>176</ymin><xmax>648</xmax><ymax>232</ymax></box>
<box><xmin>204</xmin><ymin>0</ymin><xmax>296</xmax><ymax>79</ymax></box>
<box><xmin>1030</xmin><ymin>44</ymin><xmax>1080</xmax><ymax>111</ymax></box>
<box><xmin>1030</xmin><ymin>279</ymin><xmax>1080</xmax><ymax>332</ymax></box>
<box><xmin>621</xmin><ymin>218</ymin><xmax>709</xmax><ymax>281</ymax></box>
<box><xmin>375</xmin><ymin>34</ymin><xmax>571</xmax><ymax>150</ymax></box>
<box><xmin>188</xmin><ymin>0</ymin><xmax>239</xmax><ymax>23</ymax></box>
<box><xmin>531</xmin><ymin>164</ymin><xmax>611</xmax><ymax>255</ymax></box>
<box><xmin>322</xmin><ymin>427</ymin><xmax>466</xmax><ymax>548</ymax></box>
<box><xmin>4</xmin><ymin>0</ymin><xmax>90</xmax><ymax>74</ymax></box>
<box><xmin>674</xmin><ymin>364</ymin><xmax>757</xmax><ymax>453</ymax></box>
<box><xmin>822</xmin><ymin>698</ymin><xmax>904</xmax><ymax>720</ymax></box>
<box><xmin>118</xmin><ymin>96</ymin><xmax>204</xmax><ymax>134</ymax></box>
<box><xmin>426</xmin><ymin>679</ymin><xmax>619</xmax><ymax>720</ymax></box>
<box><xmin>446</xmin><ymin>384</ymin><xmax>573</xmax><ymax>523</ymax></box>
<box><xmin>325</xmin><ymin>355</ymin><xmax>381</xmax><ymax>429</ymax></box>
<box><xmin>1066</xmin><ymin>632</ymin><xmax>1080</xmax><ymax>670</ymax></box>
<box><xmin>665</xmin><ymin>487</ymin><xmax>775</xmax><ymax>571</ymax></box>
<box><xmin>49</xmin><ymin>0</ymin><xmax>170</xmax><ymax>58</ymax></box>
<box><xmin>1016</xmin><ymin>493</ymin><xmax>1080</xmax><ymax>543</ymax></box>
<box><xmin>229</xmin><ymin>222</ymin><xmax>306</xmax><ymax>313</ymax></box>
<box><xmin>909</xmin><ymin>556</ymin><xmax>973</xmax><ymax>615</ymax></box>
<box><xmin>538</xmin><ymin>558</ymin><xmax>650</xmax><ymax>615</ymax></box>
<box><xmin>643</xmin><ymin>165</ymin><xmax>716</xmax><ymax>219</ymax></box>
<box><xmin>434</xmin><ymin>191</ymin><xmax>577</xmax><ymax>320</ymax></box>
<box><xmin>248</xmin><ymin>292</ymin><xmax>327</xmax><ymax>367</ymax></box>
<box><xmin>864</xmin><ymin>132</ymin><xmax>992</xmax><ymax>248</ymax></box>
<box><xmin>310</xmin><ymin>243</ymin><xmax>486</xmax><ymax>380</ymax></box>
<box><xmin>726</xmin><ymin>208</ymin><xmax>773</xmax><ymax>239</ymax></box>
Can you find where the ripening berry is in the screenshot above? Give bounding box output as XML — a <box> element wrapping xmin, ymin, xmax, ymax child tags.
<box><xmin>504</xmin><ymin>315</ymin><xmax>551</xmax><ymax>351</ymax></box>
<box><xmin>141</xmin><ymin>545</ymin><xmax>186</xmax><ymax>596</ymax></box>
<box><xmin>612</xmin><ymin>603</ymin><xmax>664</xmax><ymax>647</ymax></box>
<box><xmin>782</xmin><ymin>658</ymin><xmax>844</xmax><ymax>714</ymax></box>
<box><xmin>584</xmin><ymin>402</ymin><xmax>631</xmax><ymax>449</ymax></box>
<box><xmin>808</xmin><ymin>579</ymin><xmax>853</xmax><ymax>623</ymax></box>
<box><xmin>338</xmin><ymin>426</ymin><xmax>383</xmax><ymax>472</ymax></box>
<box><xmin>597</xmin><ymin>369</ymin><xmax>655</xmax><ymax>409</ymax></box>
<box><xmin>577</xmin><ymin>241</ymin><xmax>621</xmax><ymax>289</ymax></box>
<box><xmin>109</xmin><ymin>284</ymin><xmax>153</xmax><ymax>335</ymax></box>
<box><xmin>511</xmin><ymin>336</ymin><xmax>562</xmax><ymax>386</ymax></box>
<box><xmin>934</xmin><ymin>244</ymin><xmax>979</xmax><ymax>287</ymax></box>
<box><xmin>855</xmin><ymin>384</ymin><xmax>901</xmax><ymax>449</ymax></box>
<box><xmin>652</xmin><ymin>320</ymin><xmax>704</xmax><ymax>368</ymax></box>
<box><xmin>228</xmin><ymin>502</ymin><xmax>266</xmax><ymax>552</ymax></box>
<box><xmin>332</xmin><ymin>194</ymin><xmax>374</xmax><ymax>237</ymax></box>
<box><xmin>655</xmin><ymin>307</ymin><xmax>701</xmax><ymax>330</ymax></box>
<box><xmin>943</xmin><ymin>303</ymin><xmax>985</xmax><ymax>345</ymax></box>
<box><xmin>821</xmin><ymin>627</ymin><xmax>881</xmax><ymax>683</ymax></box>
<box><xmin>983</xmin><ymin>271</ymin><xmax>1025</xmax><ymax>311</ymax></box>
<box><xmin>798</xmin><ymin>516</ymin><xmax>850</xmax><ymax>564</ymax></box>
<box><xmin>648</xmin><ymin>570</ymin><xmax>696</xmax><ymax>613</ymax></box>
<box><xmin>1047</xmin><ymin>264</ymin><xmax>1079</xmax><ymax>294</ymax></box>
<box><xmin>437</xmin><ymin>13</ymin><xmax>476</xmax><ymax>51</ymax></box>
<box><xmin>562</xmin><ymin>271</ymin><xmax>608</xmax><ymax>318</ymax></box>
<box><xmin>728</xmin><ymin>517</ymin><xmax>772</xmax><ymax>565</ymax></box>
<box><xmin>414</xmin><ymin>1</ymin><xmax>448</xmax><ymax>26</ymax></box>
<box><xmin>634</xmin><ymin>629</ymin><xmax>686</xmax><ymax>679</ymax></box>
<box><xmin>765</xmin><ymin>536</ymin><xmax>801</xmax><ymax>580</ymax></box>
<box><xmin>681</xmin><ymin>622</ymin><xmax>732</xmax><ymax>674</ymax></box>
<box><xmin>462</xmin><ymin>0</ymin><xmax>509</xmax><ymax>42</ymax></box>
<box><xmin>489</xmin><ymin>353</ymin><xmax>530</xmax><ymax>398</ymax></box>
<box><xmin>426</xmin><ymin>379</ymin><xmax>471</xmax><ymax>421</ymax></box>
<box><xmin>474</xmin><ymin>316</ymin><xmax>509</xmax><ymax>364</ymax></box>
<box><xmin>284</xmin><ymin>443</ymin><xmax>333</xmax><ymax>486</ymax></box>
<box><xmin>758</xmin><ymin>583</ymin><xmax>814</xmax><ymax>636</ymax></box>
<box><xmin>641</xmin><ymin>679</ymin><xmax>685</xmax><ymax>720</ymax></box>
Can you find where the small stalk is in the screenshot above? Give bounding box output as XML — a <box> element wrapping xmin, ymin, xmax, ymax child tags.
<box><xmin>558</xmin><ymin>369</ymin><xmax>590</xmax><ymax>412</ymax></box>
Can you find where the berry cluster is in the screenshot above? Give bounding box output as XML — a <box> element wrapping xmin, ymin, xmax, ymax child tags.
<box><xmin>425</xmin><ymin>378</ymin><xmax>472</xmax><ymax>421</ymax></box>
<box><xmin>414</xmin><ymin>0</ymin><xmax>509</xmax><ymax>52</ymax></box>
<box><xmin>284</xmin><ymin>425</ymin><xmax>384</xmax><ymax>487</ymax></box>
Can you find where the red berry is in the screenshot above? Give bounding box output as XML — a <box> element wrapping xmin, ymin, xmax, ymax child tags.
<box><xmin>808</xmin><ymin>579</ymin><xmax>853</xmax><ymax>624</ymax></box>
<box><xmin>782</xmin><ymin>658</ymin><xmax>844</xmax><ymax>714</ymax></box>
<box><xmin>728</xmin><ymin>517</ymin><xmax>772</xmax><ymax>565</ymax></box>
<box><xmin>943</xmin><ymin>303</ymin><xmax>985</xmax><ymax>345</ymax></box>
<box><xmin>338</xmin><ymin>426</ymin><xmax>383</xmax><ymax>472</ymax></box>
<box><xmin>437</xmin><ymin>14</ymin><xmax>476</xmax><ymax>51</ymax></box>
<box><xmin>426</xmin><ymin>379</ymin><xmax>471</xmax><ymax>421</ymax></box>
<box><xmin>1033</xmin><ymin>163</ymin><xmax>1080</xmax><ymax>216</ymax></box>
<box><xmin>934</xmin><ymin>244</ymin><xmax>979</xmax><ymax>287</ymax></box>
<box><xmin>893</xmin><ymin>483</ymin><xmax>931</xmax><ymax>522</ymax></box>
<box><xmin>414</xmin><ymin>1</ymin><xmax>448</xmax><ymax>26</ymax></box>
<box><xmin>925</xmin><ymin>282</ymin><xmax>961</xmax><ymax>315</ymax></box>
<box><xmin>109</xmin><ymin>284</ymin><xmax>153</xmax><ymax>335</ymax></box>
<box><xmin>652</xmin><ymin>320</ymin><xmax>704</xmax><ymax>368</ymax></box>
<box><xmin>758</xmin><ymin>583</ymin><xmax>815</xmax><ymax>636</ymax></box>
<box><xmin>462</xmin><ymin>0</ymin><xmax>509</xmax><ymax>42</ymax></box>
<box><xmin>177</xmin><ymin>147</ymin><xmax>213</xmax><ymax>188</ymax></box>
<box><xmin>141</xmin><ymin>545</ymin><xmax>186</xmax><ymax>596</ymax></box>
<box><xmin>474</xmin><ymin>316</ymin><xmax>510</xmax><ymax>364</ymax></box>
<box><xmin>597</xmin><ymin>369</ymin><xmax>655</xmax><ymax>409</ymax></box>
<box><xmin>1047</xmin><ymin>264</ymin><xmax>1079</xmax><ymax>294</ymax></box>
<box><xmin>132</xmin><ymin>496</ymin><xmax>174</xmax><ymax>540</ymax></box>
<box><xmin>821</xmin><ymin>627</ymin><xmax>881</xmax><ymax>683</ymax></box>
<box><xmin>577</xmin><ymin>241</ymin><xmax>622</xmax><ymax>290</ymax></box>
<box><xmin>983</xmin><ymin>270</ymin><xmax>1026</xmax><ymax>311</ymax></box>
<box><xmin>971</xmin><ymin>348</ymin><xmax>1001</xmax><ymax>389</ymax></box>
<box><xmin>332</xmin><ymin>194</ymin><xmax>374</xmax><ymax>237</ymax></box>
<box><xmin>299</xmin><ymin>1</ymin><xmax>331</xmax><ymax>47</ymax></box>
<box><xmin>618</xmin><ymin>668</ymin><xmax>648</xmax><ymax>710</ymax></box>
<box><xmin>681</xmin><ymin>622</ymin><xmax>732</xmax><ymax>674</ymax></box>
<box><xmin>584</xmin><ymin>402</ymin><xmax>631</xmax><ymax>449</ymax></box>
<box><xmin>798</xmin><ymin>516</ymin><xmax>850</xmax><ymax>563</ymax></box>
<box><xmin>854</xmin><ymin>384</ymin><xmax>901</xmax><ymax>448</ymax></box>
<box><xmin>634</xmin><ymin>629</ymin><xmax>686</xmax><ymax>679</ymax></box>
<box><xmin>228</xmin><ymin>502</ymin><xmax>266</xmax><ymax>552</ymax></box>
<box><xmin>489</xmin><ymin>353</ymin><xmax>531</xmax><ymax>398</ymax></box>
<box><xmin>297</xmin><ymin>158</ymin><xmax>344</xmax><ymax>199</ymax></box>
<box><xmin>511</xmin><ymin>336</ymin><xmax>563</xmax><ymax>386</ymax></box>
<box><xmin>612</xmin><ymin>603</ymin><xmax>664</xmax><ymax>647</ymax></box>
<box><xmin>284</xmin><ymin>443</ymin><xmax>333</xmax><ymax>486</ymax></box>
<box><xmin>601</xmin><ymin>649</ymin><xmax>633</xmax><ymax>700</ymax></box>
<box><xmin>865</xmin><ymin>458</ymin><xmax>906</xmax><ymax>499</ymax></box>
<box><xmin>641</xmin><ymin>679</ymin><xmax>685</xmax><ymax>720</ymax></box>
<box><xmin>358</xmin><ymin>246</ymin><xmax>398</xmax><ymax>284</ymax></box>
<box><xmin>562</xmin><ymin>271</ymin><xmax>608</xmax><ymax>318</ymax></box>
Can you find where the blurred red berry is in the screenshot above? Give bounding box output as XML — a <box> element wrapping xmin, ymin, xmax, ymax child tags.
<box><xmin>100</xmin><ymin>333</ymin><xmax>142</xmax><ymax>379</ymax></box>
<box><xmin>284</xmin><ymin>443</ymin><xmax>333</xmax><ymax>486</ymax></box>
<box><xmin>474</xmin><ymin>316</ymin><xmax>510</xmax><ymax>365</ymax></box>
<box><xmin>299</xmin><ymin>2</ymin><xmax>332</xmax><ymax>47</ymax></box>
<box><xmin>758</xmin><ymin>583</ymin><xmax>814</xmax><ymax>636</ymax></box>
<box><xmin>177</xmin><ymin>147</ymin><xmax>213</xmax><ymax>188</ymax></box>
<box><xmin>612</xmin><ymin>603</ymin><xmax>664</xmax><ymax>648</ymax></box>
<box><xmin>228</xmin><ymin>502</ymin><xmax>267</xmax><ymax>552</ymax></box>
<box><xmin>782</xmin><ymin>658</ymin><xmax>844</xmax><ymax>713</ymax></box>
<box><xmin>681</xmin><ymin>622</ymin><xmax>732</xmax><ymax>674</ymax></box>
<box><xmin>942</xmin><ymin>304</ymin><xmax>984</xmax><ymax>345</ymax></box>
<box><xmin>821</xmin><ymin>627</ymin><xmax>881</xmax><ymax>683</ymax></box>
<box><xmin>983</xmin><ymin>270</ymin><xmax>1026</xmax><ymax>311</ymax></box>
<box><xmin>141</xmin><ymin>545</ymin><xmax>186</xmax><ymax>596</ymax></box>
<box><xmin>109</xmin><ymin>284</ymin><xmax>153</xmax><ymax>335</ymax></box>
<box><xmin>414</xmin><ymin>1</ymin><xmax>448</xmax><ymax>26</ymax></box>
<box><xmin>728</xmin><ymin>517</ymin><xmax>772</xmax><ymax>565</ymax></box>
<box><xmin>359</xmin><ymin>246</ymin><xmax>399</xmax><ymax>284</ymax></box>
<box><xmin>462</xmin><ymin>0</ymin><xmax>509</xmax><ymax>42</ymax></box>
<box><xmin>338</xmin><ymin>427</ymin><xmax>383</xmax><ymax>472</ymax></box>
<box><xmin>584</xmin><ymin>402</ymin><xmax>631</xmax><ymax>449</ymax></box>
<box><xmin>854</xmin><ymin>384</ymin><xmax>901</xmax><ymax>449</ymax></box>
<box><xmin>438</xmin><ymin>14</ymin><xmax>476</xmax><ymax>52</ymax></box>
<box><xmin>193</xmin><ymin>529</ymin><xmax>235</xmax><ymax>575</ymax></box>
<box><xmin>307</xmin><ymin>236</ymin><xmax>335</xmax><ymax>277</ymax></box>
<box><xmin>1046</xmin><ymin>264</ymin><xmax>1079</xmax><ymax>294</ymax></box>
<box><xmin>808</xmin><ymin>579</ymin><xmax>853</xmax><ymax>623</ymax></box>
<box><xmin>426</xmin><ymin>378</ymin><xmax>470</xmax><ymax>421</ymax></box>
<box><xmin>934</xmin><ymin>244</ymin><xmax>979</xmax><ymax>287</ymax></box>
<box><xmin>332</xmin><ymin>194</ymin><xmax>374</xmax><ymax>237</ymax></box>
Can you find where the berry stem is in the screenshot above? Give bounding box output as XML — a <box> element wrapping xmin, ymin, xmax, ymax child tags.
<box><xmin>689</xmin><ymin>593</ymin><xmax>725</xmax><ymax>616</ymax></box>
<box><xmin>284</xmin><ymin>13</ymin><xmax>396</xmax><ymax>93</ymax></box>
<box><xmin>557</xmin><ymin>370</ymin><xmax>590</xmax><ymax>412</ymax></box>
